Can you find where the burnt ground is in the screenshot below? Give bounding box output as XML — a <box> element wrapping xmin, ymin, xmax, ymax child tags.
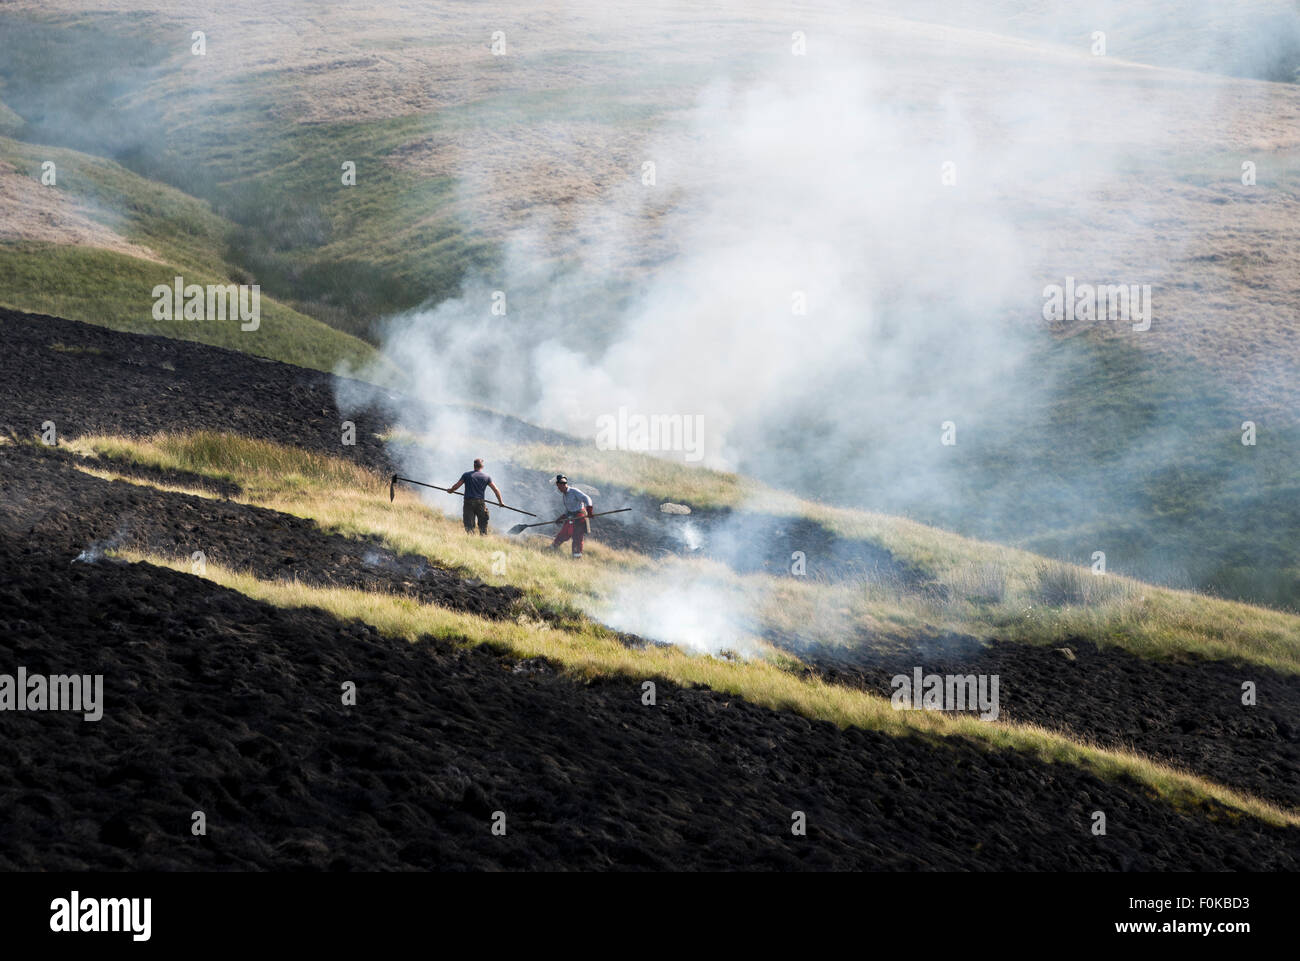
<box><xmin>0</xmin><ymin>442</ymin><xmax>521</xmax><ymax>620</ymax></box>
<box><xmin>1</xmin><ymin>530</ymin><xmax>1297</xmax><ymax>871</ymax></box>
<box><xmin>793</xmin><ymin>636</ymin><xmax>1300</xmax><ymax>811</ymax></box>
<box><xmin>15</xmin><ymin>423</ymin><xmax>1295</xmax><ymax>810</ymax></box>
<box><xmin>1</xmin><ymin>307</ymin><xmax>1298</xmax><ymax>868</ymax></box>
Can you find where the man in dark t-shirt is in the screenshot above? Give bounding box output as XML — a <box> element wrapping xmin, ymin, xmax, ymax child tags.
<box><xmin>448</xmin><ymin>458</ymin><xmax>504</xmax><ymax>534</ymax></box>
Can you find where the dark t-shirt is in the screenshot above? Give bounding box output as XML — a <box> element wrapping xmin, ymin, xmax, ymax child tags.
<box><xmin>460</xmin><ymin>470</ymin><xmax>492</xmax><ymax>500</ymax></box>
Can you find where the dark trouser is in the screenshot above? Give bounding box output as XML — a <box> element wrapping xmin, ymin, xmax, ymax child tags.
<box><xmin>551</xmin><ymin>515</ymin><xmax>589</xmax><ymax>554</ymax></box>
<box><xmin>463</xmin><ymin>498</ymin><xmax>489</xmax><ymax>534</ymax></box>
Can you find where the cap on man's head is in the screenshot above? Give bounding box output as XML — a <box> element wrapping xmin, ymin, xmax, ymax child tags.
<box><xmin>555</xmin><ymin>474</ymin><xmax>568</xmax><ymax>485</ymax></box>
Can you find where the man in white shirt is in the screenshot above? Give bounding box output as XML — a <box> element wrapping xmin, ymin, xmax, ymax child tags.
<box><xmin>550</xmin><ymin>474</ymin><xmax>593</xmax><ymax>558</ymax></box>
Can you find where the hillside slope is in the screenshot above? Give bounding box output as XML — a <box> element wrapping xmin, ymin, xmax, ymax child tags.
<box><xmin>0</xmin><ymin>136</ymin><xmax>391</xmax><ymax>378</ymax></box>
<box><xmin>0</xmin><ymin>1</ymin><xmax>1297</xmax><ymax>606</ymax></box>
<box><xmin>3</xmin><ymin>309</ymin><xmax>1298</xmax><ymax>871</ymax></box>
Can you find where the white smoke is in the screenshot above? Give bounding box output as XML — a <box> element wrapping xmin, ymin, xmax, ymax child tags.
<box><xmin>367</xmin><ymin>50</ymin><xmax>1039</xmax><ymax>468</ymax></box>
<box><xmin>72</xmin><ymin>524</ymin><xmax>129</xmax><ymax>564</ymax></box>
<box><xmin>600</xmin><ymin>566</ymin><xmax>759</xmax><ymax>658</ymax></box>
<box><xmin>341</xmin><ymin>5</ymin><xmax>1297</xmax><ymax>644</ymax></box>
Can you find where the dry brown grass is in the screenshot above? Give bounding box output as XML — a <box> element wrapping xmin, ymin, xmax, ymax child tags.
<box><xmin>72</xmin><ymin>430</ymin><xmax>1300</xmax><ymax>675</ymax></box>
<box><xmin>0</xmin><ymin>160</ymin><xmax>160</xmax><ymax>261</ymax></box>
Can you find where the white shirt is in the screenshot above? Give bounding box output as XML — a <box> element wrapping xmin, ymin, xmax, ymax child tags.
<box><xmin>561</xmin><ymin>487</ymin><xmax>593</xmax><ymax>517</ymax></box>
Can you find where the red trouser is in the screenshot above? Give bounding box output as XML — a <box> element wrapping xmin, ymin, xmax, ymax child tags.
<box><xmin>551</xmin><ymin>516</ymin><xmax>588</xmax><ymax>554</ymax></box>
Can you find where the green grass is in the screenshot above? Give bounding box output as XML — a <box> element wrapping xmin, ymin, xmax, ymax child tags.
<box><xmin>0</xmin><ymin>242</ymin><xmax>394</xmax><ymax>379</ymax></box>
<box><xmin>0</xmin><ymin>13</ymin><xmax>495</xmax><ymax>338</ymax></box>
<box><xmin>0</xmin><ymin>132</ymin><xmax>402</xmax><ymax>379</ymax></box>
<box><xmin>0</xmin><ymin>135</ymin><xmax>234</xmax><ymax>274</ymax></box>
<box><xmin>0</xmin><ymin>13</ymin><xmax>721</xmax><ymax>341</ymax></box>
<box><xmin>205</xmin><ymin>115</ymin><xmax>496</xmax><ymax>337</ymax></box>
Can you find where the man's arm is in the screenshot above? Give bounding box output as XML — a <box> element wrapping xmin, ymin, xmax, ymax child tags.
<box><xmin>448</xmin><ymin>477</ymin><xmax>464</xmax><ymax>493</ymax></box>
<box><xmin>488</xmin><ymin>481</ymin><xmax>504</xmax><ymax>506</ymax></box>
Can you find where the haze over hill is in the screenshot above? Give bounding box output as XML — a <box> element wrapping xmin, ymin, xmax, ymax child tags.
<box><xmin>1</xmin><ymin>0</ymin><xmax>1297</xmax><ymax>606</ymax></box>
